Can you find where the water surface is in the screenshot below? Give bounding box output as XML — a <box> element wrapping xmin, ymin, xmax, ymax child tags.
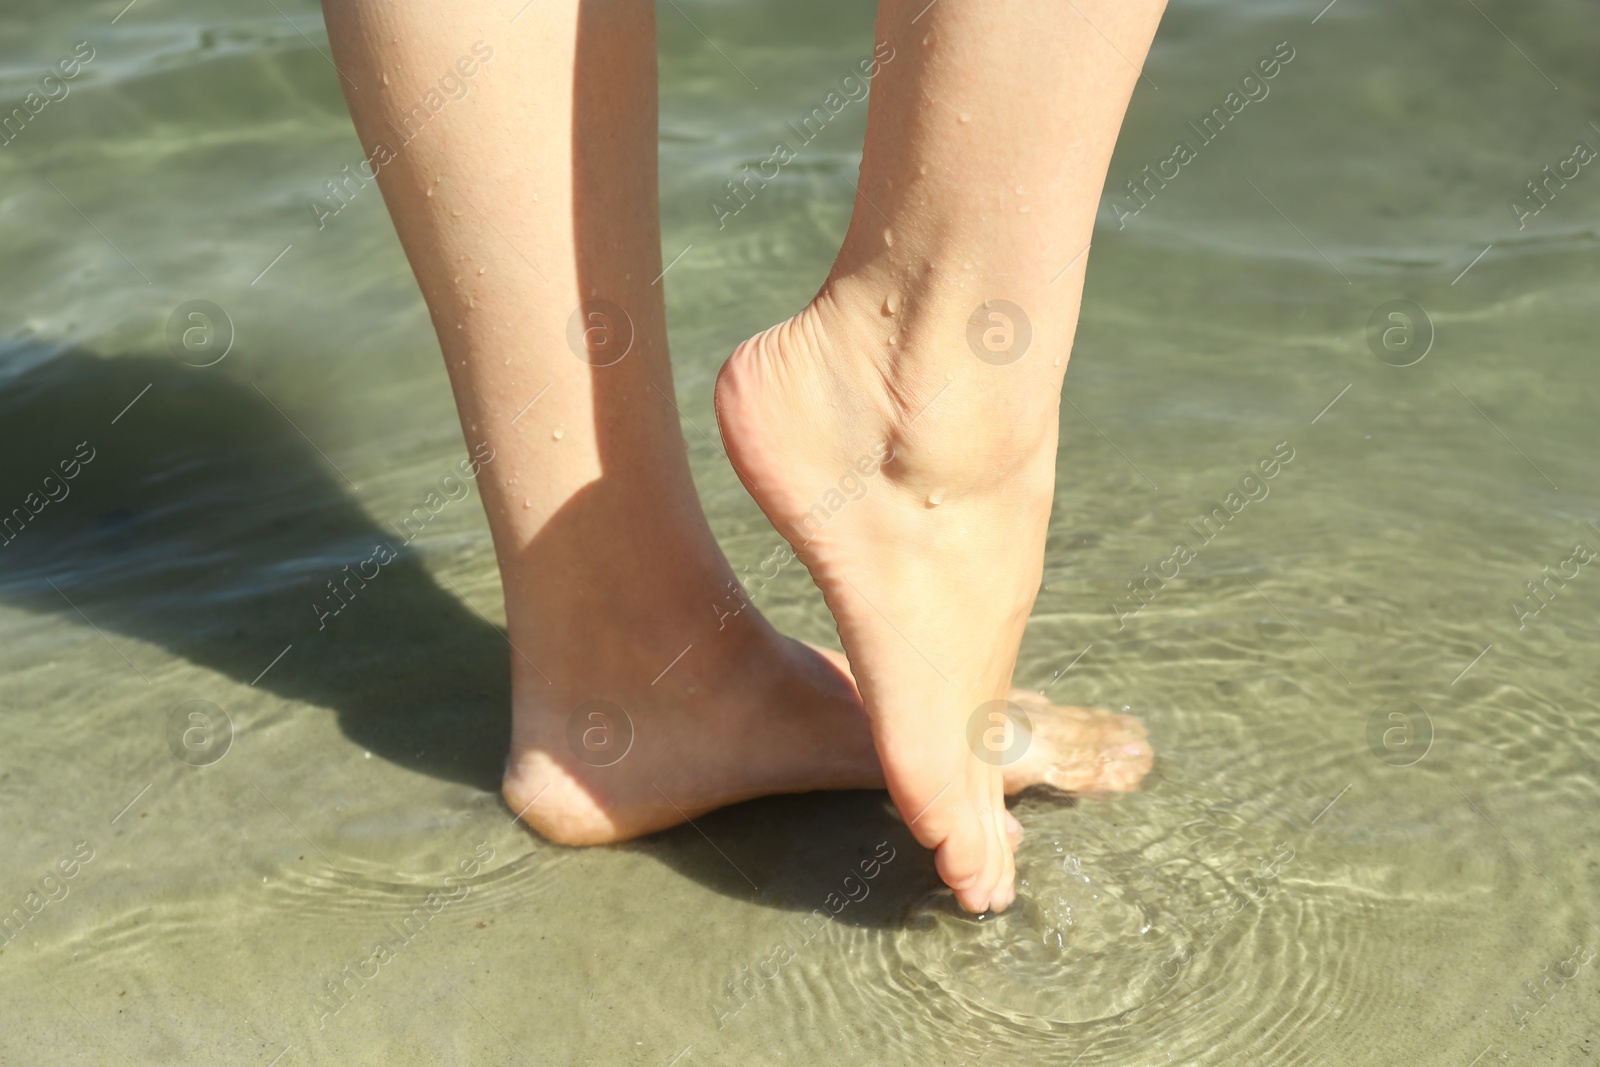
<box><xmin>2</xmin><ymin>0</ymin><xmax>1598</xmax><ymax>1063</ymax></box>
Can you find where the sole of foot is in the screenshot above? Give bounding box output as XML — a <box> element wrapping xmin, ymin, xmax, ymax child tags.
<box><xmin>712</xmin><ymin>275</ymin><xmax>1112</xmax><ymax>913</ymax></box>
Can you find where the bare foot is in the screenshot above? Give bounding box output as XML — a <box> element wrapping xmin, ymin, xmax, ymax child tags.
<box><xmin>502</xmin><ymin>619</ymin><xmax>1150</xmax><ymax>849</ymax></box>
<box><xmin>804</xmin><ymin>648</ymin><xmax>1153</xmax><ymax>799</ymax></box>
<box><xmin>501</xmin><ymin>615</ymin><xmax>879</xmax><ymax>847</ymax></box>
<box><xmin>714</xmin><ymin>272</ymin><xmax>1081</xmax><ymax>913</ymax></box>
<box><xmin>1003</xmin><ymin>689</ymin><xmax>1153</xmax><ymax>795</ymax></box>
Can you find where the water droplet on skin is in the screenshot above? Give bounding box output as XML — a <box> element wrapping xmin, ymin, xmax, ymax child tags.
<box><xmin>452</xmin><ymin>207</ymin><xmax>465</xmax><ymax>217</ymax></box>
<box><xmin>467</xmin><ymin>296</ymin><xmax>476</xmax><ymax>308</ymax></box>
<box><xmin>1053</xmin><ymin>357</ymin><xmax>1061</xmax><ymax>367</ymax></box>
<box><xmin>958</xmin><ymin>112</ymin><xmax>971</xmax><ymax>123</ymax></box>
<box><xmin>552</xmin><ymin>426</ymin><xmax>565</xmax><ymax>440</ymax></box>
<box><xmin>532</xmin><ymin>193</ymin><xmax>539</xmax><ymax>201</ymax></box>
<box><xmin>927</xmin><ymin>489</ymin><xmax>946</xmax><ymax>507</ymax></box>
<box><xmin>962</xmin><ymin>261</ymin><xmax>973</xmax><ymax>270</ymax></box>
<box><xmin>425</xmin><ymin>186</ymin><xmax>434</xmax><ymax>198</ymax></box>
<box><xmin>1015</xmin><ymin>185</ymin><xmax>1025</xmax><ymax>194</ymax></box>
<box><xmin>945</xmin><ymin>371</ymin><xmax>954</xmax><ymax>381</ymax></box>
<box><xmin>522</xmin><ymin>498</ymin><xmax>530</xmax><ymax>509</ymax></box>
<box><xmin>918</xmin><ymin>163</ymin><xmax>928</xmax><ymax>175</ymax></box>
<box><xmin>884</xmin><ymin>292</ymin><xmax>900</xmax><ymax>315</ymax></box>
<box><xmin>883</xmin><ymin>227</ymin><xmax>894</xmax><ymax>248</ymax></box>
<box><xmin>477</xmin><ymin>267</ymin><xmax>486</xmax><ymax>275</ymax></box>
<box><xmin>1019</xmin><ymin>205</ymin><xmax>1030</xmax><ymax>213</ymax></box>
<box><xmin>887</xmin><ymin>334</ymin><xmax>898</xmax><ymax>346</ymax></box>
<box><xmin>382</xmin><ymin>73</ymin><xmax>390</xmax><ymax>86</ymax></box>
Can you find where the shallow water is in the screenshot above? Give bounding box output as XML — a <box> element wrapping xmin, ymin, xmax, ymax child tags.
<box><xmin>2</xmin><ymin>0</ymin><xmax>1598</xmax><ymax>1064</ymax></box>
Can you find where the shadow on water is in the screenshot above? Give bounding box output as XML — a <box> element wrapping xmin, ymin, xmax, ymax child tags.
<box><xmin>0</xmin><ymin>347</ymin><xmax>941</xmax><ymax>923</ymax></box>
<box><xmin>0</xmin><ymin>346</ymin><xmax>512</xmax><ymax>789</ymax></box>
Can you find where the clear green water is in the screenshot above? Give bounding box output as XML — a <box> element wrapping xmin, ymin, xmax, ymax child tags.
<box><xmin>2</xmin><ymin>0</ymin><xmax>1598</xmax><ymax>1064</ymax></box>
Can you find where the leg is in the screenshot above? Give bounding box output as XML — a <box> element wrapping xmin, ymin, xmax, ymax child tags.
<box><xmin>320</xmin><ymin>0</ymin><xmax>882</xmax><ymax>839</ymax></box>
<box><xmin>321</xmin><ymin>0</ymin><xmax>1147</xmax><ymax>858</ymax></box>
<box><xmin>717</xmin><ymin>0</ymin><xmax>1164</xmax><ymax>911</ymax></box>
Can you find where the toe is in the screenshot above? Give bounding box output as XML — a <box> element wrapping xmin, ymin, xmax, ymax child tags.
<box><xmin>933</xmin><ymin>801</ymin><xmax>1007</xmax><ymax>914</ymax></box>
<box><xmin>1002</xmin><ymin>694</ymin><xmax>1154</xmax><ymax>795</ymax></box>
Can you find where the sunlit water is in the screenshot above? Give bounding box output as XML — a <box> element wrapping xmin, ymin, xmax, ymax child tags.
<box><xmin>2</xmin><ymin>0</ymin><xmax>1597</xmax><ymax>1064</ymax></box>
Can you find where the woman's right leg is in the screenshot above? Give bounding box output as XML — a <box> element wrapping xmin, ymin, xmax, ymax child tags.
<box><xmin>717</xmin><ymin>0</ymin><xmax>1165</xmax><ymax>912</ymax></box>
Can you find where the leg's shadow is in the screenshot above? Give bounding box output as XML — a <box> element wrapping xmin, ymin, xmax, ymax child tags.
<box><xmin>0</xmin><ymin>348</ymin><xmax>939</xmax><ymax>922</ymax></box>
<box><xmin>0</xmin><ymin>347</ymin><xmax>509</xmax><ymax>790</ymax></box>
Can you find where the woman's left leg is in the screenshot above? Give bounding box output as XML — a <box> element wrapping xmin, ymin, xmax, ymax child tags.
<box><xmin>320</xmin><ymin>0</ymin><xmax>884</xmax><ymax>843</ymax></box>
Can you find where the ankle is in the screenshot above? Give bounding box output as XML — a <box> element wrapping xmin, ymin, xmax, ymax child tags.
<box><xmin>828</xmin><ymin>201</ymin><xmax>1087</xmax><ymax>329</ymax></box>
<box><xmin>497</xmin><ymin>543</ymin><xmax>751</xmax><ymax>699</ymax></box>
<box><xmin>801</xmin><ymin>265</ymin><xmax>1067</xmax><ymax>490</ymax></box>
